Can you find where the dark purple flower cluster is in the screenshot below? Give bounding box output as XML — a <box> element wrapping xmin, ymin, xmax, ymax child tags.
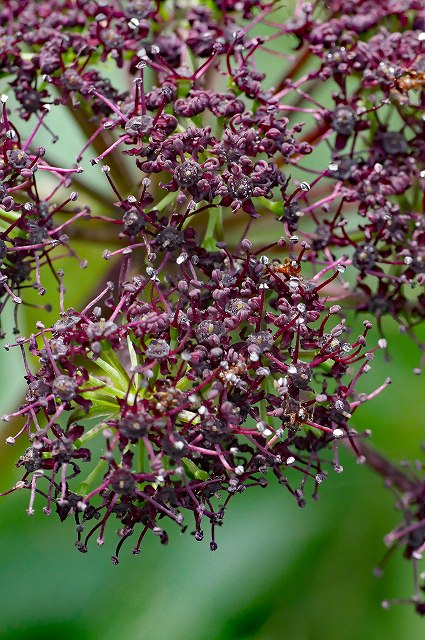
<box><xmin>0</xmin><ymin>0</ymin><xmax>423</xmax><ymax>348</ymax></box>
<box><xmin>1</xmin><ymin>244</ymin><xmax>387</xmax><ymax>558</ymax></box>
<box><xmin>0</xmin><ymin>0</ymin><xmax>424</xmax><ymax>611</ymax></box>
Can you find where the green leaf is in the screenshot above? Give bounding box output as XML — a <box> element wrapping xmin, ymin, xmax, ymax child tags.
<box><xmin>92</xmin><ymin>343</ymin><xmax>130</xmax><ymax>392</ymax></box>
<box><xmin>127</xmin><ymin>334</ymin><xmax>140</xmax><ymax>390</ymax></box>
<box><xmin>182</xmin><ymin>458</ymin><xmax>210</xmax><ymax>481</ymax></box>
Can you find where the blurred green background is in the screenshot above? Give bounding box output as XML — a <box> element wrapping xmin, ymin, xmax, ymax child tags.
<box><xmin>1</xmin><ymin>2</ymin><xmax>425</xmax><ymax>638</ymax></box>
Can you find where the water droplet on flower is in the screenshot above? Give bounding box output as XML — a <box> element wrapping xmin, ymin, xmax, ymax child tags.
<box><xmin>288</xmin><ymin>276</ymin><xmax>300</xmax><ymax>290</ymax></box>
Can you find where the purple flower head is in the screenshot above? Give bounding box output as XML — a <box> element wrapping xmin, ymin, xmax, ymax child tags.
<box><xmin>0</xmin><ymin>0</ymin><xmax>424</xmax><ymax>613</ymax></box>
<box><xmin>0</xmin><ymin>241</ymin><xmax>389</xmax><ymax>560</ymax></box>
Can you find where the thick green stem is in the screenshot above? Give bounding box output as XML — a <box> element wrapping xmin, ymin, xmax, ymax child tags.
<box><xmin>201</xmin><ymin>207</ymin><xmax>223</xmax><ymax>250</ymax></box>
<box><xmin>154</xmin><ymin>190</ymin><xmax>178</xmax><ymax>212</ymax></box>
<box><xmin>138</xmin><ymin>439</ymin><xmax>145</xmax><ymax>474</ymax></box>
<box><xmin>75</xmin><ymin>421</ymin><xmax>109</xmax><ymax>446</ymax></box>
<box><xmin>74</xmin><ymin>458</ymin><xmax>108</xmax><ymax>496</ymax></box>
